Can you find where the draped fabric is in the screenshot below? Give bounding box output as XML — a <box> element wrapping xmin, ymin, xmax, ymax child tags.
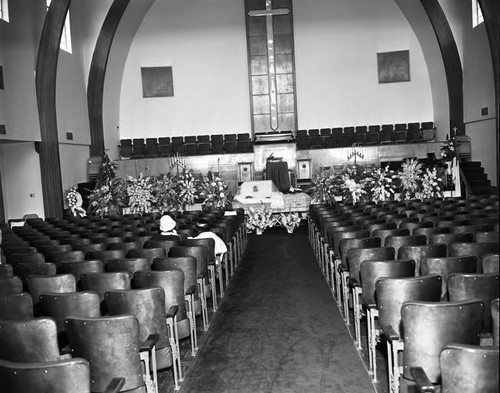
<box><xmin>266</xmin><ymin>161</ymin><xmax>290</xmax><ymax>193</ymax></box>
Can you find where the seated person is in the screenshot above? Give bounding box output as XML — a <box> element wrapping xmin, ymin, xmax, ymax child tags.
<box><xmin>151</xmin><ymin>215</ymin><xmax>185</xmax><ymax>241</ymax></box>
<box><xmin>193</xmin><ymin>219</ymin><xmax>227</xmax><ymax>257</ymax></box>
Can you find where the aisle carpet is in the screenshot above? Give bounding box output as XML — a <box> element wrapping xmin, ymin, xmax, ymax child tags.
<box><xmin>179</xmin><ymin>225</ymin><xmax>375</xmax><ymax>393</ymax></box>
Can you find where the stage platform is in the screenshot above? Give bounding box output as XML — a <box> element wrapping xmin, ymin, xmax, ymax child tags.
<box><xmin>115</xmin><ymin>141</ymin><xmax>444</xmax><ymax>196</ymax></box>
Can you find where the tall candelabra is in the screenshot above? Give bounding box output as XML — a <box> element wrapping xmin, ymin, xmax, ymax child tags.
<box><xmin>169</xmin><ymin>152</ymin><xmax>186</xmax><ymax>175</ymax></box>
<box><xmin>347</xmin><ymin>145</ymin><xmax>364</xmax><ymax>166</ymax></box>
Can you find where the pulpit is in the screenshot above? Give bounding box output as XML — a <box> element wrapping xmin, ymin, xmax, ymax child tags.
<box><xmin>265</xmin><ymin>160</ymin><xmax>290</xmax><ymax>193</ymax></box>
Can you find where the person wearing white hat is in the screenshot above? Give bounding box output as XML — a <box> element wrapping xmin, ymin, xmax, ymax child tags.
<box><xmin>159</xmin><ymin>215</ymin><xmax>178</xmax><ymax>236</ymax></box>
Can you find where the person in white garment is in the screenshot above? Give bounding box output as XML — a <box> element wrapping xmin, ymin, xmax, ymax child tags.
<box><xmin>193</xmin><ymin>219</ymin><xmax>227</xmax><ymax>261</ymax></box>
<box><xmin>159</xmin><ymin>215</ymin><xmax>178</xmax><ymax>236</ymax></box>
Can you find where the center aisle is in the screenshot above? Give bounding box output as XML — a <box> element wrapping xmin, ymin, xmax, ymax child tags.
<box><xmin>179</xmin><ymin>225</ymin><xmax>375</xmax><ymax>392</ymax></box>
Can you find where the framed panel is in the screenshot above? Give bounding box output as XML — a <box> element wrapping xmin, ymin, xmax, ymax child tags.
<box><xmin>141</xmin><ymin>66</ymin><xmax>174</xmax><ymax>97</ymax></box>
<box><xmin>238</xmin><ymin>162</ymin><xmax>254</xmax><ymax>183</ymax></box>
<box><xmin>377</xmin><ymin>50</ymin><xmax>410</xmax><ymax>83</ymax></box>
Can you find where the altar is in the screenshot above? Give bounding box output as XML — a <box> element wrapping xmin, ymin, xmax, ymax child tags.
<box><xmin>232</xmin><ymin>180</ymin><xmax>311</xmax><ymax>213</ymax></box>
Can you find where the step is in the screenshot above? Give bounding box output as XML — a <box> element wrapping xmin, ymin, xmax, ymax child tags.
<box><xmin>462</xmin><ymin>166</ymin><xmax>485</xmax><ymax>175</ymax></box>
<box><xmin>468</xmin><ymin>178</ymin><xmax>491</xmax><ymax>187</ymax></box>
<box><xmin>471</xmin><ymin>186</ymin><xmax>498</xmax><ymax>196</ymax></box>
<box><xmin>460</xmin><ymin>161</ymin><xmax>482</xmax><ymax>168</ymax></box>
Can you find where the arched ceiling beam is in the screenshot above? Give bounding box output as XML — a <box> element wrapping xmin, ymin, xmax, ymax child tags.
<box><xmin>87</xmin><ymin>0</ymin><xmax>130</xmax><ymax>157</ymax></box>
<box><xmin>419</xmin><ymin>0</ymin><xmax>464</xmax><ymax>135</ymax></box>
<box><xmin>35</xmin><ymin>0</ymin><xmax>71</xmax><ymax>217</ymax></box>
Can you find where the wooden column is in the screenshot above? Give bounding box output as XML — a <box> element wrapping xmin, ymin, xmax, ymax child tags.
<box><xmin>88</xmin><ymin>0</ymin><xmax>130</xmax><ymax>157</ymax></box>
<box><xmin>35</xmin><ymin>0</ymin><xmax>72</xmax><ymax>218</ymax></box>
<box><xmin>420</xmin><ymin>0</ymin><xmax>464</xmax><ymax>134</ymax></box>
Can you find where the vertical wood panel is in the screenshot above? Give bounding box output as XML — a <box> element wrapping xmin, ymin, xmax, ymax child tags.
<box><xmin>87</xmin><ymin>0</ymin><xmax>130</xmax><ymax>157</ymax></box>
<box><xmin>35</xmin><ymin>0</ymin><xmax>71</xmax><ymax>218</ymax></box>
<box><xmin>420</xmin><ymin>0</ymin><xmax>464</xmax><ymax>134</ymax></box>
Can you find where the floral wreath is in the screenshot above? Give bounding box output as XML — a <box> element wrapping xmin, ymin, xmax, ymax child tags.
<box><xmin>65</xmin><ymin>186</ymin><xmax>86</xmax><ymax>217</ymax></box>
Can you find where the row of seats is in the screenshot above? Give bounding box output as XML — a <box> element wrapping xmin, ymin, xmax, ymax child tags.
<box><xmin>119</xmin><ymin>133</ymin><xmax>253</xmax><ymax>159</ymax></box>
<box><xmin>0</xmin><ymin>209</ymin><xmax>247</xmax><ymax>392</ymax></box>
<box><xmin>308</xmin><ymin>194</ymin><xmax>499</xmax><ymax>392</ymax></box>
<box><xmin>296</xmin><ymin>122</ymin><xmax>435</xmax><ymax>150</ymax></box>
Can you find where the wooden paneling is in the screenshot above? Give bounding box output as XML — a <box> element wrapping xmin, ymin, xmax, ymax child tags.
<box><xmin>245</xmin><ymin>0</ymin><xmax>297</xmax><ymax>134</ymax></box>
<box><xmin>35</xmin><ymin>0</ymin><xmax>71</xmax><ymax>218</ymax></box>
<box><xmin>420</xmin><ymin>0</ymin><xmax>464</xmax><ymax>134</ymax></box>
<box><xmin>87</xmin><ymin>0</ymin><xmax>130</xmax><ymax>157</ymax></box>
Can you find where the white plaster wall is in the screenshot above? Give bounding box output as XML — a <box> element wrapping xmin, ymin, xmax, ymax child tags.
<box><xmin>0</xmin><ymin>143</ymin><xmax>44</xmax><ymax>220</ymax></box>
<box><xmin>119</xmin><ymin>0</ymin><xmax>250</xmax><ymax>139</ymax></box>
<box><xmin>119</xmin><ymin>0</ymin><xmax>433</xmax><ymax>139</ymax></box>
<box><xmin>294</xmin><ymin>0</ymin><xmax>433</xmax><ymax>129</ymax></box>
<box><xmin>59</xmin><ymin>143</ymin><xmax>91</xmax><ymax>193</ymax></box>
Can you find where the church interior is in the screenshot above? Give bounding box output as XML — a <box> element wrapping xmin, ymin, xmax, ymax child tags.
<box><xmin>0</xmin><ymin>0</ymin><xmax>499</xmax><ymax>392</ymax></box>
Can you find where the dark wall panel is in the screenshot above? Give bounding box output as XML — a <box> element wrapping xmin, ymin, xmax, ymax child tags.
<box><xmin>35</xmin><ymin>0</ymin><xmax>71</xmax><ymax>218</ymax></box>
<box><xmin>87</xmin><ymin>0</ymin><xmax>130</xmax><ymax>157</ymax></box>
<box><xmin>420</xmin><ymin>0</ymin><xmax>464</xmax><ymax>135</ymax></box>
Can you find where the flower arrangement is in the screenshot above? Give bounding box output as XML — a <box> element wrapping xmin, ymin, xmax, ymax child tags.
<box><xmin>368</xmin><ymin>166</ymin><xmax>397</xmax><ymax>202</ymax></box>
<box><xmin>155</xmin><ymin>173</ymin><xmax>180</xmax><ymax>212</ymax></box>
<box><xmin>419</xmin><ymin>167</ymin><xmax>443</xmax><ymax>200</ymax></box>
<box><xmin>340</xmin><ymin>165</ymin><xmax>368</xmax><ymax>204</ymax></box>
<box><xmin>309</xmin><ymin>172</ymin><xmax>340</xmax><ymax>204</ymax></box>
<box><xmin>398</xmin><ymin>158</ymin><xmax>423</xmax><ymax>200</ymax></box>
<box><xmin>279</xmin><ymin>211</ymin><xmax>306</xmax><ymax>233</ymax></box>
<box><xmin>246</xmin><ymin>205</ymin><xmax>278</xmax><ymax>234</ymax></box>
<box><xmin>174</xmin><ymin>169</ymin><xmax>201</xmax><ymax>211</ymax></box>
<box><xmin>126</xmin><ymin>172</ymin><xmax>157</xmax><ymax>214</ymax></box>
<box><xmin>64</xmin><ymin>186</ymin><xmax>86</xmax><ymax>217</ymax></box>
<box><xmin>200</xmin><ymin>171</ymin><xmax>232</xmax><ymax>211</ymax></box>
<box><xmin>440</xmin><ymin>134</ymin><xmax>460</xmax><ymax>161</ymax></box>
<box><xmin>87</xmin><ymin>178</ymin><xmax>126</xmax><ymax>217</ymax></box>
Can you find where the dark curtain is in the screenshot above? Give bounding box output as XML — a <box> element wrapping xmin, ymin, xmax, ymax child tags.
<box><xmin>266</xmin><ymin>161</ymin><xmax>290</xmax><ymax>193</ymax></box>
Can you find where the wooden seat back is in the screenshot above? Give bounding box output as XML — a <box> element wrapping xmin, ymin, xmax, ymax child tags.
<box><xmin>360</xmin><ymin>259</ymin><xmax>415</xmax><ymax>305</ymax></box>
<box><xmin>0</xmin><ymin>276</ymin><xmax>23</xmax><ymax>296</ymax></box>
<box><xmin>133</xmin><ymin>270</ymin><xmax>187</xmax><ymax>322</ymax></box>
<box><xmin>492</xmin><ymin>298</ymin><xmax>499</xmax><ymax>346</ymax></box>
<box><xmin>128</xmin><ymin>247</ymin><xmax>165</xmax><ymax>264</ymax></box>
<box><xmin>0</xmin><ymin>358</ymin><xmax>91</xmax><ymax>393</ymax></box>
<box><xmin>105</xmin><ymin>288</ymin><xmax>169</xmax><ymax>358</ymax></box>
<box><xmin>13</xmin><ymin>262</ymin><xmax>57</xmax><ymax>290</ymax></box>
<box><xmin>26</xmin><ymin>274</ymin><xmax>77</xmax><ymax>312</ymax></box>
<box><xmin>376</xmin><ymin>275</ymin><xmax>441</xmax><ymax>338</ymax></box>
<box><xmin>6</xmin><ymin>252</ymin><xmax>45</xmax><ymax>266</ymax></box>
<box><xmin>0</xmin><ymin>293</ymin><xmax>33</xmax><ymax>320</ymax></box>
<box><xmin>346</xmin><ymin>246</ymin><xmax>395</xmax><ymax>284</ymax></box>
<box><xmin>450</xmin><ymin>242</ymin><xmax>500</xmax><ymax>272</ymax></box>
<box><xmin>384</xmin><ymin>234</ymin><xmax>426</xmax><ymax>257</ymax></box>
<box><xmin>105</xmin><ymin>257</ymin><xmax>151</xmax><ymax>278</ymax></box>
<box><xmin>398</xmin><ymin>243</ymin><xmax>447</xmax><ymax>275</ymax></box>
<box><xmin>107</xmin><ymin>240</ymin><xmax>142</xmax><ymax>255</ymax></box>
<box><xmin>339</xmin><ymin>237</ymin><xmax>381</xmax><ymax>269</ymax></box>
<box><xmin>56</xmin><ymin>260</ymin><xmax>104</xmax><ymax>283</ymax></box>
<box><xmin>169</xmin><ymin>245</ymin><xmax>208</xmax><ymax>277</ymax></box>
<box><xmin>401</xmin><ymin>300</ymin><xmax>483</xmax><ymax>383</ymax></box>
<box><xmin>0</xmin><ymin>317</ymin><xmax>61</xmax><ymax>362</ymax></box>
<box><xmin>65</xmin><ymin>315</ymin><xmax>144</xmax><ymax>392</ymax></box>
<box><xmin>475</xmin><ymin>231</ymin><xmax>500</xmax><ymax>243</ymax></box>
<box><xmin>439</xmin><ymin>344</ymin><xmax>499</xmax><ymax>393</ymax></box>
<box><xmin>144</xmin><ymin>237</ymin><xmax>181</xmax><ymax>256</ymax></box>
<box><xmin>448</xmin><ymin>273</ymin><xmax>499</xmax><ymax>332</ymax></box>
<box><xmin>420</xmin><ymin>255</ymin><xmax>477</xmax><ymax>300</ymax></box>
<box><xmin>482</xmin><ymin>253</ymin><xmax>499</xmax><ymax>273</ymax></box>
<box><xmin>47</xmin><ymin>250</ymin><xmax>85</xmax><ymax>264</ymax></box>
<box><xmin>153</xmin><ymin>256</ymin><xmax>197</xmax><ymax>294</ymax></box>
<box><xmin>429</xmin><ymin>232</ymin><xmax>473</xmax><ymax>254</ymax></box>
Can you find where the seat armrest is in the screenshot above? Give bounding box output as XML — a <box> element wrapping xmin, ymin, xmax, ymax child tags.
<box><xmin>366</xmin><ymin>303</ymin><xmax>376</xmax><ymax>310</ymax></box>
<box><xmin>104</xmin><ymin>377</ymin><xmax>126</xmax><ymax>393</ymax></box>
<box><xmin>380</xmin><ymin>324</ymin><xmax>399</xmax><ymax>341</ymax></box>
<box><xmin>410</xmin><ymin>367</ymin><xmax>436</xmax><ymax>392</ymax></box>
<box><xmin>167</xmin><ymin>305</ymin><xmax>179</xmax><ymax>319</ymax></box>
<box><xmin>197</xmin><ymin>274</ymin><xmax>205</xmax><ymax>280</ymax></box>
<box><xmin>185</xmin><ymin>285</ymin><xmax>196</xmax><ymax>296</ymax></box>
<box><xmin>140</xmin><ymin>334</ymin><xmax>159</xmax><ymax>352</ymax></box>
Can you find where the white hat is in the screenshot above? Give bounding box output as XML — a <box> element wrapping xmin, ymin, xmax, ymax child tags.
<box><xmin>160</xmin><ymin>215</ymin><xmax>176</xmax><ymax>232</ymax></box>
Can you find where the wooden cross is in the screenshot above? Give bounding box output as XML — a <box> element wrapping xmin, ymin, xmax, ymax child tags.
<box><xmin>248</xmin><ymin>0</ymin><xmax>290</xmax><ymax>131</ymax></box>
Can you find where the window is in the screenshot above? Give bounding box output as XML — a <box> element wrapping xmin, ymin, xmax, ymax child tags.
<box><xmin>472</xmin><ymin>0</ymin><xmax>484</xmax><ymax>28</ymax></box>
<box><xmin>46</xmin><ymin>0</ymin><xmax>72</xmax><ymax>53</ymax></box>
<box><xmin>0</xmin><ymin>0</ymin><xmax>9</xmax><ymax>22</ymax></box>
